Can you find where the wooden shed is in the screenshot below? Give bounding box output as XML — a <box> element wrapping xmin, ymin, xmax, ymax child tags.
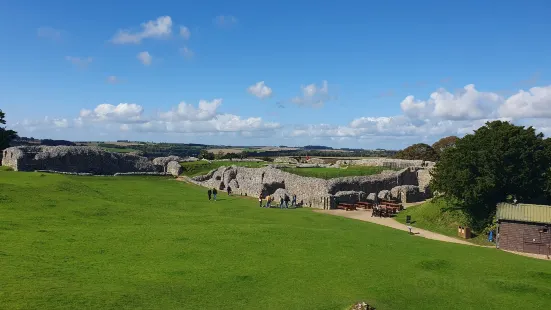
<box><xmin>496</xmin><ymin>203</ymin><xmax>551</xmax><ymax>256</ymax></box>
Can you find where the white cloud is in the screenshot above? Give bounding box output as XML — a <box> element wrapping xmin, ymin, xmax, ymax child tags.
<box><xmin>80</xmin><ymin>103</ymin><xmax>145</xmax><ymax>123</ymax></box>
<box><xmin>106</xmin><ymin>76</ymin><xmax>119</xmax><ymax>84</ymax></box>
<box><xmin>160</xmin><ymin>99</ymin><xmax>222</xmax><ymax>121</ymax></box>
<box><xmin>37</xmin><ymin>27</ymin><xmax>62</xmax><ymax>40</ymax></box>
<box><xmin>65</xmin><ymin>56</ymin><xmax>93</xmax><ymax>68</ymax></box>
<box><xmin>111</xmin><ymin>16</ymin><xmax>172</xmax><ymax>44</ymax></box>
<box><xmin>247</xmin><ymin>81</ymin><xmax>273</xmax><ymax>99</ymax></box>
<box><xmin>292</xmin><ymin>80</ymin><xmax>332</xmax><ymax>107</ymax></box>
<box><xmin>499</xmin><ymin>85</ymin><xmax>551</xmax><ymax>119</ymax></box>
<box><xmin>400</xmin><ymin>84</ymin><xmax>502</xmax><ymax>120</ymax></box>
<box><xmin>137</xmin><ymin>51</ymin><xmax>152</xmax><ymax>66</ymax></box>
<box><xmin>180</xmin><ymin>47</ymin><xmax>194</xmax><ymax>59</ymax></box>
<box><xmin>180</xmin><ymin>26</ymin><xmax>191</xmax><ymax>39</ymax></box>
<box><xmin>214</xmin><ymin>15</ymin><xmax>238</xmax><ymax>27</ymax></box>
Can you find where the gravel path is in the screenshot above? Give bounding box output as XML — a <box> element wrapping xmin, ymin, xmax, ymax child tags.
<box><xmin>315</xmin><ymin>209</ymin><xmax>479</xmax><ymax>246</ymax></box>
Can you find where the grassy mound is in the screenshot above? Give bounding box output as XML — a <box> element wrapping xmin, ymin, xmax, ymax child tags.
<box><xmin>180</xmin><ymin>160</ymin><xmax>266</xmax><ymax>177</ymax></box>
<box><xmin>0</xmin><ymin>166</ymin><xmax>14</xmax><ymax>171</ymax></box>
<box><xmin>1</xmin><ymin>171</ymin><xmax>550</xmax><ymax>309</ymax></box>
<box><xmin>395</xmin><ymin>198</ymin><xmax>492</xmax><ymax>245</ymax></box>
<box><xmin>280</xmin><ymin>166</ymin><xmax>395</xmax><ymax>179</ymax></box>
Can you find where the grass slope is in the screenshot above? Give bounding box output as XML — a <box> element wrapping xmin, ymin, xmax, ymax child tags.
<box><xmin>1</xmin><ymin>171</ymin><xmax>551</xmax><ymax>309</ymax></box>
<box><xmin>281</xmin><ymin>166</ymin><xmax>395</xmax><ymax>179</ymax></box>
<box><xmin>395</xmin><ymin>199</ymin><xmax>493</xmax><ymax>246</ymax></box>
<box><xmin>180</xmin><ymin>160</ymin><xmax>265</xmax><ymax>177</ymax></box>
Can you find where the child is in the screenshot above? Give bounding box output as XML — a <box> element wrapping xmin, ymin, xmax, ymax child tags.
<box><xmin>212</xmin><ymin>188</ymin><xmax>217</xmax><ymax>201</ymax></box>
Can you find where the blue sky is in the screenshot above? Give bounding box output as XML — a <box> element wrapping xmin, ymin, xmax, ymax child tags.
<box><xmin>1</xmin><ymin>0</ymin><xmax>550</xmax><ymax>149</ymax></box>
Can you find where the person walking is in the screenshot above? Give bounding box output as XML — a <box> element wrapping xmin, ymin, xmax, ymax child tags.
<box><xmin>284</xmin><ymin>194</ymin><xmax>290</xmax><ymax>209</ymax></box>
<box><xmin>279</xmin><ymin>197</ymin><xmax>285</xmax><ymax>209</ymax></box>
<box><xmin>258</xmin><ymin>194</ymin><xmax>263</xmax><ymax>207</ymax></box>
<box><xmin>291</xmin><ymin>194</ymin><xmax>297</xmax><ymax>208</ymax></box>
<box><xmin>208</xmin><ymin>189</ymin><xmax>212</xmax><ymax>200</ymax></box>
<box><xmin>265</xmin><ymin>195</ymin><xmax>271</xmax><ymax>208</ymax></box>
<box><xmin>227</xmin><ymin>186</ymin><xmax>232</xmax><ymax>196</ymax></box>
<box><xmin>212</xmin><ymin>188</ymin><xmax>217</xmax><ymax>201</ymax></box>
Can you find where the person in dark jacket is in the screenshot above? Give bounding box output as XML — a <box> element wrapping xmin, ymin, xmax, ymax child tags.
<box><xmin>227</xmin><ymin>186</ymin><xmax>232</xmax><ymax>196</ymax></box>
<box><xmin>291</xmin><ymin>194</ymin><xmax>297</xmax><ymax>207</ymax></box>
<box><xmin>284</xmin><ymin>194</ymin><xmax>290</xmax><ymax>209</ymax></box>
<box><xmin>208</xmin><ymin>189</ymin><xmax>212</xmax><ymax>200</ymax></box>
<box><xmin>212</xmin><ymin>188</ymin><xmax>218</xmax><ymax>201</ymax></box>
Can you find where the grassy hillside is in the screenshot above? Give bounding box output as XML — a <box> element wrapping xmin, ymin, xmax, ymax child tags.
<box><xmin>1</xmin><ymin>171</ymin><xmax>550</xmax><ymax>309</ymax></box>
<box><xmin>180</xmin><ymin>160</ymin><xmax>265</xmax><ymax>177</ymax></box>
<box><xmin>280</xmin><ymin>166</ymin><xmax>395</xmax><ymax>179</ymax></box>
<box><xmin>395</xmin><ymin>198</ymin><xmax>493</xmax><ymax>246</ymax></box>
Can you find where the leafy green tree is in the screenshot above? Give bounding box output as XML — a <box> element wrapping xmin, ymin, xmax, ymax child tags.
<box><xmin>0</xmin><ymin>109</ymin><xmax>18</xmax><ymax>153</ymax></box>
<box><xmin>432</xmin><ymin>136</ymin><xmax>459</xmax><ymax>158</ymax></box>
<box><xmin>431</xmin><ymin>121</ymin><xmax>550</xmax><ymax>218</ymax></box>
<box><xmin>394</xmin><ymin>143</ymin><xmax>439</xmax><ymax>161</ymax></box>
<box><xmin>198</xmin><ymin>149</ymin><xmax>215</xmax><ymax>160</ymax></box>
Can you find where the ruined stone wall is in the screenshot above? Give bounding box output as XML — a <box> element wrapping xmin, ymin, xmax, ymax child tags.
<box><xmin>1</xmin><ymin>146</ymin><xmax>158</xmax><ymax>175</ymax></box>
<box><xmin>192</xmin><ymin>165</ymin><xmax>431</xmax><ymax>209</ymax></box>
<box><xmin>335</xmin><ymin>158</ymin><xmax>435</xmax><ymax>169</ymax></box>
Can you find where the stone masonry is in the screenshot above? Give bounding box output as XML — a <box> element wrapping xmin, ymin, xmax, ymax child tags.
<box><xmin>2</xmin><ymin>146</ymin><xmax>158</xmax><ymax>175</ymax></box>
<box><xmin>190</xmin><ymin>165</ymin><xmax>432</xmax><ymax>209</ymax></box>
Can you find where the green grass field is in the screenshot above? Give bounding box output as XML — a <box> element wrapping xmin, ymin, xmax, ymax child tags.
<box><xmin>1</xmin><ymin>171</ymin><xmax>551</xmax><ymax>309</ymax></box>
<box><xmin>99</xmin><ymin>147</ymin><xmax>138</xmax><ymax>153</ymax></box>
<box><xmin>280</xmin><ymin>166</ymin><xmax>396</xmax><ymax>179</ymax></box>
<box><xmin>395</xmin><ymin>199</ymin><xmax>493</xmax><ymax>246</ymax></box>
<box><xmin>180</xmin><ymin>160</ymin><xmax>266</xmax><ymax>177</ymax></box>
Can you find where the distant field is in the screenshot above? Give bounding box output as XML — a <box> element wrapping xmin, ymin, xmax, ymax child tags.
<box><xmin>100</xmin><ymin>147</ymin><xmax>137</xmax><ymax>153</ymax></box>
<box><xmin>281</xmin><ymin>166</ymin><xmax>397</xmax><ymax>179</ymax></box>
<box><xmin>1</xmin><ymin>171</ymin><xmax>550</xmax><ymax>309</ymax></box>
<box><xmin>180</xmin><ymin>160</ymin><xmax>266</xmax><ymax>177</ymax></box>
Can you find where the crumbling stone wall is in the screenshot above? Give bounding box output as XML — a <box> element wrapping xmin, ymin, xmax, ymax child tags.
<box><xmin>192</xmin><ymin>165</ymin><xmax>432</xmax><ymax>209</ymax></box>
<box><xmin>2</xmin><ymin>146</ymin><xmax>157</xmax><ymax>175</ymax></box>
<box><xmin>335</xmin><ymin>158</ymin><xmax>435</xmax><ymax>169</ymax></box>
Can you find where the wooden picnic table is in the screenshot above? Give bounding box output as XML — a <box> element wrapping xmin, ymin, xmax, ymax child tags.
<box><xmin>337</xmin><ymin>203</ymin><xmax>356</xmax><ymax>211</ymax></box>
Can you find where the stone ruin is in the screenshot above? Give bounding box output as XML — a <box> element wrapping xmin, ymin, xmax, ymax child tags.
<box><xmin>336</xmin><ymin>158</ymin><xmax>435</xmax><ymax>169</ymax></box>
<box><xmin>188</xmin><ymin>163</ymin><xmax>433</xmax><ymax>209</ymax></box>
<box><xmin>1</xmin><ymin>146</ymin><xmax>191</xmax><ymax>177</ymax></box>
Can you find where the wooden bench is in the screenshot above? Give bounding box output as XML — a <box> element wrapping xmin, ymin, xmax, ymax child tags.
<box><xmin>338</xmin><ymin>203</ymin><xmax>356</xmax><ymax>211</ymax></box>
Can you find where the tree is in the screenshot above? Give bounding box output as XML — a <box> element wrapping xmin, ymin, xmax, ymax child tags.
<box><xmin>394</xmin><ymin>143</ymin><xmax>439</xmax><ymax>161</ymax></box>
<box><xmin>0</xmin><ymin>109</ymin><xmax>18</xmax><ymax>154</ymax></box>
<box><xmin>432</xmin><ymin>136</ymin><xmax>459</xmax><ymax>158</ymax></box>
<box><xmin>198</xmin><ymin>149</ymin><xmax>215</xmax><ymax>160</ymax></box>
<box><xmin>430</xmin><ymin>121</ymin><xmax>550</xmax><ymax>218</ymax></box>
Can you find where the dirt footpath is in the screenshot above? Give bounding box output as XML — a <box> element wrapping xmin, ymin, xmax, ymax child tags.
<box><xmin>315</xmin><ymin>209</ymin><xmax>478</xmax><ymax>246</ymax></box>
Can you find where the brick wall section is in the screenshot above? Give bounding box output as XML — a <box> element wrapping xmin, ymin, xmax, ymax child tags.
<box><xmin>498</xmin><ymin>220</ymin><xmax>551</xmax><ymax>255</ymax></box>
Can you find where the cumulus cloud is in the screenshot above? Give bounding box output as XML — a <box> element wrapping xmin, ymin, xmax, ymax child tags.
<box><xmin>80</xmin><ymin>103</ymin><xmax>145</xmax><ymax>123</ymax></box>
<box><xmin>247</xmin><ymin>81</ymin><xmax>273</xmax><ymax>99</ymax></box>
<box><xmin>180</xmin><ymin>47</ymin><xmax>194</xmax><ymax>59</ymax></box>
<box><xmin>160</xmin><ymin>99</ymin><xmax>222</xmax><ymax>121</ymax></box>
<box><xmin>292</xmin><ymin>83</ymin><xmax>551</xmax><ymax>145</ymax></box>
<box><xmin>180</xmin><ymin>26</ymin><xmax>191</xmax><ymax>39</ymax></box>
<box><xmin>65</xmin><ymin>56</ymin><xmax>93</xmax><ymax>68</ymax></box>
<box><xmin>400</xmin><ymin>84</ymin><xmax>502</xmax><ymax>120</ymax></box>
<box><xmin>292</xmin><ymin>80</ymin><xmax>333</xmax><ymax>107</ymax></box>
<box><xmin>137</xmin><ymin>51</ymin><xmax>152</xmax><ymax>66</ymax></box>
<box><xmin>498</xmin><ymin>85</ymin><xmax>551</xmax><ymax>119</ymax></box>
<box><xmin>111</xmin><ymin>16</ymin><xmax>172</xmax><ymax>44</ymax></box>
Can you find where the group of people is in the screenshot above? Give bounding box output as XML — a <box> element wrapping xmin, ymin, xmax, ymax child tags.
<box><xmin>207</xmin><ymin>186</ymin><xmax>297</xmax><ymax>209</ymax></box>
<box><xmin>207</xmin><ymin>186</ymin><xmax>232</xmax><ymax>201</ymax></box>
<box><xmin>258</xmin><ymin>193</ymin><xmax>296</xmax><ymax>209</ymax></box>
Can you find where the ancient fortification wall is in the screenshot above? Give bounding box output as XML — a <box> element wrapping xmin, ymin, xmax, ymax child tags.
<box><xmin>335</xmin><ymin>158</ymin><xmax>435</xmax><ymax>169</ymax></box>
<box><xmin>2</xmin><ymin>146</ymin><xmax>158</xmax><ymax>175</ymax></box>
<box><xmin>191</xmin><ymin>165</ymin><xmax>432</xmax><ymax>209</ymax></box>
